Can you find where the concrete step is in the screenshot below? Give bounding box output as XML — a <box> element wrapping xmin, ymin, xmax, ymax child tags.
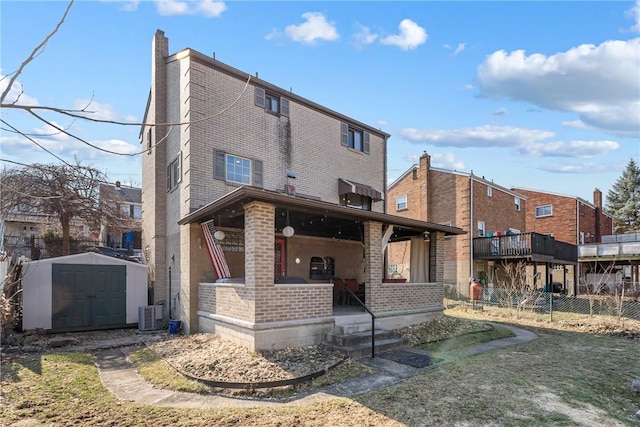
<box><xmin>324</xmin><ymin>336</ymin><xmax>407</xmax><ymax>358</ymax></box>
<box><xmin>334</xmin><ymin>321</ymin><xmax>374</xmax><ymax>335</ymax></box>
<box><xmin>325</xmin><ymin>328</ymin><xmax>399</xmax><ymax>347</ymax></box>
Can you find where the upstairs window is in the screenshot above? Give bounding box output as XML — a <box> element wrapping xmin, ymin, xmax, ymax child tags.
<box><xmin>255</xmin><ymin>87</ymin><xmax>289</xmax><ymax>116</ymax></box>
<box><xmin>396</xmin><ymin>195</ymin><xmax>408</xmax><ymax>210</ymax></box>
<box><xmin>535</xmin><ymin>204</ymin><xmax>553</xmax><ymax>218</ymax></box>
<box><xmin>166</xmin><ymin>152</ymin><xmax>182</xmax><ymax>192</ymax></box>
<box><xmin>214</xmin><ymin>150</ymin><xmax>263</xmax><ymax>188</ymax></box>
<box><xmin>514</xmin><ymin>197</ymin><xmax>521</xmax><ymax>212</ymax></box>
<box><xmin>487</xmin><ymin>187</ymin><xmax>493</xmax><ymax>197</ymax></box>
<box><xmin>477</xmin><ymin>220</ymin><xmax>486</xmax><ymax>237</ymax></box>
<box><xmin>341</xmin><ymin>122</ymin><xmax>370</xmax><ymax>154</ymax></box>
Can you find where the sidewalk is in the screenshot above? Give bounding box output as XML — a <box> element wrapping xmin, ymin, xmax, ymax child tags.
<box><xmin>95</xmin><ymin>324</ymin><xmax>537</xmax><ymax>408</ymax></box>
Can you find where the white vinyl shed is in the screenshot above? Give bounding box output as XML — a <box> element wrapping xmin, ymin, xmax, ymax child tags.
<box><xmin>22</xmin><ymin>252</ymin><xmax>149</xmax><ymax>332</ymax></box>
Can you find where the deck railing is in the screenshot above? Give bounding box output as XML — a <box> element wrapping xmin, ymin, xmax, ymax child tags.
<box><xmin>473</xmin><ymin>232</ymin><xmax>577</xmax><ymax>263</ymax></box>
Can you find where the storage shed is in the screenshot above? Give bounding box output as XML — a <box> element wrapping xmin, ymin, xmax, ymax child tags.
<box><xmin>22</xmin><ymin>252</ymin><xmax>149</xmax><ymax>332</ymax></box>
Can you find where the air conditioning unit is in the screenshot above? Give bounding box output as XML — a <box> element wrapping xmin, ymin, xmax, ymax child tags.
<box><xmin>138</xmin><ymin>305</ymin><xmax>163</xmax><ymax>331</ymax></box>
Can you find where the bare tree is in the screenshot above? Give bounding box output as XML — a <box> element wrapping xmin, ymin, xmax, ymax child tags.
<box><xmin>0</xmin><ymin>161</ymin><xmax>134</xmax><ymax>255</ymax></box>
<box><xmin>578</xmin><ymin>262</ymin><xmax>617</xmax><ymax>317</ymax></box>
<box><xmin>493</xmin><ymin>260</ymin><xmax>542</xmax><ymax>317</ymax></box>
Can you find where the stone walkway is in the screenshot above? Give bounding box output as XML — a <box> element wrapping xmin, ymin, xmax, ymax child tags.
<box><xmin>95</xmin><ymin>324</ymin><xmax>537</xmax><ymax>408</ymax></box>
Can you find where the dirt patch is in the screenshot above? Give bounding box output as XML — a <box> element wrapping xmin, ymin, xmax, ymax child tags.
<box><xmin>142</xmin><ymin>333</ymin><xmax>346</xmax><ymax>383</ymax></box>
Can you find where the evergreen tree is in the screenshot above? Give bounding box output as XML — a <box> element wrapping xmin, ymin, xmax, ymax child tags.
<box><xmin>606</xmin><ymin>158</ymin><xmax>640</xmax><ymax>233</ymax></box>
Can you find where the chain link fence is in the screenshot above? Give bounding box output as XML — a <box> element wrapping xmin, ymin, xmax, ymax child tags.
<box><xmin>444</xmin><ymin>285</ymin><xmax>640</xmax><ymax>322</ymax></box>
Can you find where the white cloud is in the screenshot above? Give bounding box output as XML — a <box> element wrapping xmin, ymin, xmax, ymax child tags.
<box><xmin>476</xmin><ymin>38</ymin><xmax>640</xmax><ymax>137</ymax></box>
<box><xmin>405</xmin><ymin>151</ymin><xmax>465</xmax><ymax>170</ymax></box>
<box><xmin>72</xmin><ymin>99</ymin><xmax>136</xmax><ymax>122</ymax></box>
<box><xmin>399</xmin><ymin>125</ymin><xmax>554</xmax><ymax>147</ymax></box>
<box><xmin>430</xmin><ymin>152</ymin><xmax>466</xmax><ymax>170</ymax></box>
<box><xmin>539</xmin><ymin>162</ymin><xmax>617</xmax><ymax>174</ymax></box>
<box><xmin>197</xmin><ymin>0</ymin><xmax>227</xmax><ymax>17</ymax></box>
<box><xmin>399</xmin><ymin>124</ymin><xmax>620</xmax><ymax>160</ymax></box>
<box><xmin>453</xmin><ymin>42</ymin><xmax>466</xmax><ymax>55</ymax></box>
<box><xmin>32</xmin><ymin>122</ymin><xmax>70</xmax><ymax>141</ymax></box>
<box><xmin>100</xmin><ymin>0</ymin><xmax>140</xmax><ymax>12</ymax></box>
<box><xmin>380</xmin><ymin>19</ymin><xmax>427</xmax><ymax>51</ymax></box>
<box><xmin>0</xmin><ymin>73</ymin><xmax>39</xmax><ymax>105</ymax></box>
<box><xmin>353</xmin><ymin>24</ymin><xmax>378</xmax><ymax>48</ymax></box>
<box><xmin>516</xmin><ymin>140</ymin><xmax>620</xmax><ymax>158</ymax></box>
<box><xmin>154</xmin><ymin>0</ymin><xmax>226</xmax><ymax>17</ymax></box>
<box><xmin>626</xmin><ymin>0</ymin><xmax>640</xmax><ymax>32</ymax></box>
<box><xmin>284</xmin><ymin>12</ymin><xmax>339</xmax><ymax>44</ymax></box>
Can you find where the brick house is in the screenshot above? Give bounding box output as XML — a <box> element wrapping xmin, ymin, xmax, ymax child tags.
<box><xmin>512</xmin><ymin>187</ymin><xmax>614</xmax><ymax>294</ymax></box>
<box><xmin>510</xmin><ymin>188</ymin><xmax>613</xmax><ymax>245</ymax></box>
<box><xmin>140</xmin><ymin>31</ymin><xmax>463</xmax><ymax>350</ymax></box>
<box><xmin>387</xmin><ymin>152</ymin><xmax>578</xmax><ymax>296</ymax></box>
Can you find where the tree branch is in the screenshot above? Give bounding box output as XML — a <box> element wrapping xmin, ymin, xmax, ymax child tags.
<box><xmin>0</xmin><ymin>0</ymin><xmax>74</xmax><ymax>104</ymax></box>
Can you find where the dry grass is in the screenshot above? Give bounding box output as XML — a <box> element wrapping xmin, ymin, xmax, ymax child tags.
<box><xmin>2</xmin><ymin>311</ymin><xmax>640</xmax><ymax>426</ymax></box>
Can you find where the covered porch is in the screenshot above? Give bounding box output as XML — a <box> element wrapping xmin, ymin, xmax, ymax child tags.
<box><xmin>178</xmin><ymin>186</ymin><xmax>464</xmax><ymax>350</ymax></box>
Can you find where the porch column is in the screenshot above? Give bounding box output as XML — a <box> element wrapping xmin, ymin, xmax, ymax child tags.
<box><xmin>244</xmin><ymin>201</ymin><xmax>275</xmax><ymax>323</ymax></box>
<box><xmin>364</xmin><ymin>221</ymin><xmax>383</xmax><ymax>308</ymax></box>
<box><xmin>429</xmin><ymin>231</ymin><xmax>445</xmax><ymax>283</ymax></box>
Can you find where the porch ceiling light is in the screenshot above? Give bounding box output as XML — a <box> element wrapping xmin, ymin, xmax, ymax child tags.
<box><xmin>214</xmin><ymin>230</ymin><xmax>226</xmax><ymax>241</ymax></box>
<box><xmin>282</xmin><ymin>225</ymin><xmax>295</xmax><ymax>238</ymax></box>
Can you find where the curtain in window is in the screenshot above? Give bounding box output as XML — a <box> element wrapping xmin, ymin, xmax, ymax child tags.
<box><xmin>410</xmin><ymin>236</ymin><xmax>429</xmax><ymax>283</ymax></box>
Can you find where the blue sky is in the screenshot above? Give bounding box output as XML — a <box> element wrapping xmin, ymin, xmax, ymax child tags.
<box><xmin>1</xmin><ymin>0</ymin><xmax>639</xmax><ymax>205</ymax></box>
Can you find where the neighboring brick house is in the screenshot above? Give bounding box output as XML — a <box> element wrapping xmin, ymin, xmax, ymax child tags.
<box><xmin>388</xmin><ymin>152</ymin><xmax>578</xmax><ymax>296</ymax></box>
<box><xmin>141</xmin><ymin>31</ymin><xmax>463</xmax><ymax>350</ymax></box>
<box><xmin>510</xmin><ymin>188</ymin><xmax>613</xmax><ymax>245</ymax></box>
<box><xmin>511</xmin><ymin>187</ymin><xmax>614</xmax><ymax>295</ymax></box>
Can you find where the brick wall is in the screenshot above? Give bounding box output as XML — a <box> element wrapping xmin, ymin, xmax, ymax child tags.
<box><xmin>142</xmin><ymin>30</ymin><xmax>168</xmax><ymax>307</ymax></box>
<box><xmin>514</xmin><ymin>189</ymin><xmax>579</xmax><ymax>244</ymax></box>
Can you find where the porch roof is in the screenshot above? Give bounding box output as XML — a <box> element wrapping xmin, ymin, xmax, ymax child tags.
<box><xmin>179</xmin><ymin>186</ymin><xmax>465</xmax><ymax>242</ymax></box>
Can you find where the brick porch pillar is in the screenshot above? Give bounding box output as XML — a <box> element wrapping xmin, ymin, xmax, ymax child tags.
<box><xmin>364</xmin><ymin>220</ymin><xmax>383</xmax><ymax>310</ymax></box>
<box><xmin>244</xmin><ymin>201</ymin><xmax>275</xmax><ymax>323</ymax></box>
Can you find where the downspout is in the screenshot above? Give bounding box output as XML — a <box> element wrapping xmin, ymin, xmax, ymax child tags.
<box><xmin>469</xmin><ymin>171</ymin><xmax>474</xmax><ymax>285</ymax></box>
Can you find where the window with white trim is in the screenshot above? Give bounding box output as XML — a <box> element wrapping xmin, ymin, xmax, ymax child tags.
<box><xmin>514</xmin><ymin>197</ymin><xmax>521</xmax><ymax>211</ymax></box>
<box><xmin>396</xmin><ymin>195</ymin><xmax>408</xmax><ymax>210</ymax></box>
<box><xmin>535</xmin><ymin>204</ymin><xmax>552</xmax><ymax>217</ymax></box>
<box><xmin>166</xmin><ymin>152</ymin><xmax>182</xmax><ymax>191</ymax></box>
<box><xmin>214</xmin><ymin>150</ymin><xmax>263</xmax><ymax>187</ymax></box>
<box><xmin>487</xmin><ymin>186</ymin><xmax>493</xmax><ymax>197</ymax></box>
<box><xmin>478</xmin><ymin>220</ymin><xmax>486</xmax><ymax>237</ymax></box>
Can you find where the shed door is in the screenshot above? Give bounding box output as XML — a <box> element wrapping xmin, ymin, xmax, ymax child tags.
<box><xmin>52</xmin><ymin>264</ymin><xmax>126</xmax><ymax>332</ymax></box>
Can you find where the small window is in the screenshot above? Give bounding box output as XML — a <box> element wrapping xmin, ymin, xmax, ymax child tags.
<box><xmin>412</xmin><ymin>169</ymin><xmax>418</xmax><ymax>180</ymax></box>
<box><xmin>535</xmin><ymin>204</ymin><xmax>552</xmax><ymax>217</ymax></box>
<box><xmin>166</xmin><ymin>152</ymin><xmax>182</xmax><ymax>192</ymax></box>
<box><xmin>396</xmin><ymin>195</ymin><xmax>408</xmax><ymax>210</ymax></box>
<box><xmin>265</xmin><ymin>93</ymin><xmax>279</xmax><ymax>113</ymax></box>
<box><xmin>340</xmin><ymin>193</ymin><xmax>371</xmax><ymax>210</ymax></box>
<box><xmin>477</xmin><ymin>220</ymin><xmax>486</xmax><ymax>237</ymax></box>
<box><xmin>255</xmin><ymin>87</ymin><xmax>289</xmax><ymax>116</ymax></box>
<box><xmin>514</xmin><ymin>197</ymin><xmax>521</xmax><ymax>212</ymax></box>
<box><xmin>487</xmin><ymin>187</ymin><xmax>493</xmax><ymax>197</ymax></box>
<box><xmin>147</xmin><ymin>129</ymin><xmax>152</xmax><ymax>154</ymax></box>
<box><xmin>580</xmin><ymin>231</ymin><xmax>585</xmax><ymax>245</ymax></box>
<box><xmin>341</xmin><ymin>122</ymin><xmax>370</xmax><ymax>154</ymax></box>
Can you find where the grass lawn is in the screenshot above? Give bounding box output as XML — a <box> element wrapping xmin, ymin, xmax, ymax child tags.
<box><xmin>2</xmin><ymin>310</ymin><xmax>639</xmax><ymax>426</ymax></box>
